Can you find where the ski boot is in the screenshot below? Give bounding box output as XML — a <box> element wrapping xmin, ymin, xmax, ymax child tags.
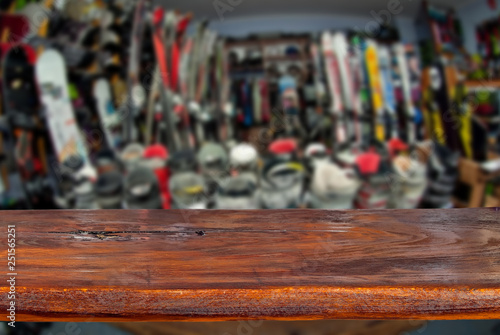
<box><xmin>307</xmin><ymin>161</ymin><xmax>360</xmax><ymax>210</ymax></box>
<box><xmin>229</xmin><ymin>143</ymin><xmax>260</xmax><ymax>185</ymax></box>
<box><xmin>124</xmin><ymin>166</ymin><xmax>163</xmax><ymax>209</ymax></box>
<box><xmin>197</xmin><ymin>142</ymin><xmax>229</xmax><ymax>208</ymax></box>
<box><xmin>169</xmin><ymin>171</ymin><xmax>207</xmax><ymax>209</ymax></box>
<box><xmin>215</xmin><ymin>175</ymin><xmax>259</xmax><ymax>210</ymax></box>
<box><xmin>96</xmin><ymin>170</ymin><xmax>124</xmax><ymax>209</ymax></box>
<box><xmin>259</xmin><ymin>158</ymin><xmax>305</xmax><ymax>209</ymax></box>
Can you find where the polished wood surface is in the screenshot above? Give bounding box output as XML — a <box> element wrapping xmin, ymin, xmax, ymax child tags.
<box><xmin>1</xmin><ymin>208</ymin><xmax>500</xmax><ymax>321</ymax></box>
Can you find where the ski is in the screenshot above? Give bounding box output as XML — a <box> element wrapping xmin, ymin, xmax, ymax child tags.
<box><xmin>321</xmin><ymin>31</ymin><xmax>347</xmax><ymax>149</ymax></box>
<box><xmin>123</xmin><ymin>0</ymin><xmax>150</xmax><ymax>144</ymax></box>
<box><xmin>186</xmin><ymin>21</ymin><xmax>206</xmax><ymax>145</ymax></box>
<box><xmin>362</xmin><ymin>39</ymin><xmax>386</xmax><ymax>144</ymax></box>
<box><xmin>144</xmin><ymin>63</ymin><xmax>161</xmax><ymax>146</ymax></box>
<box><xmin>151</xmin><ymin>7</ymin><xmax>180</xmax><ymax>152</ymax></box>
<box><xmin>196</xmin><ymin>28</ymin><xmax>218</xmax><ymax>144</ymax></box>
<box><xmin>332</xmin><ymin>32</ymin><xmax>362</xmax><ymax>147</ymax></box>
<box><xmin>406</xmin><ymin>45</ymin><xmax>424</xmax><ymax>141</ymax></box>
<box><xmin>423</xmin><ymin>64</ymin><xmax>448</xmax><ymax>146</ymax></box>
<box><xmin>387</xmin><ymin>44</ymin><xmax>429</xmax><ymax>209</ymax></box>
<box><xmin>215</xmin><ymin>38</ymin><xmax>230</xmax><ymax>143</ymax></box>
<box><xmin>350</xmin><ymin>37</ymin><xmax>392</xmax><ymax>210</ymax></box>
<box><xmin>350</xmin><ymin>34</ymin><xmax>370</xmax><ymax>148</ymax></box>
<box><xmin>378</xmin><ymin>44</ymin><xmax>398</xmax><ymax>140</ymax></box>
<box><xmin>309</xmin><ymin>39</ymin><xmax>326</xmax><ymax>113</ymax></box>
<box><xmin>453</xmin><ymin>69</ymin><xmax>473</xmax><ymax>159</ymax></box>
<box><xmin>93</xmin><ymin>78</ymin><xmax>121</xmax><ymax>151</ymax></box>
<box><xmin>393</xmin><ymin>43</ymin><xmax>416</xmax><ymax>144</ymax></box>
<box><xmin>172</xmin><ymin>11</ymin><xmax>195</xmax><ymax>149</ymax></box>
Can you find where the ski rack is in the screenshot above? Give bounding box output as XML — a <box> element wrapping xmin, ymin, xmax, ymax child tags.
<box><xmin>1</xmin><ymin>208</ymin><xmax>500</xmax><ymax>321</ymax></box>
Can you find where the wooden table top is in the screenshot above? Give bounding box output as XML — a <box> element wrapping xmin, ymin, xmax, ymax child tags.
<box><xmin>1</xmin><ymin>208</ymin><xmax>499</xmax><ymax>321</ymax></box>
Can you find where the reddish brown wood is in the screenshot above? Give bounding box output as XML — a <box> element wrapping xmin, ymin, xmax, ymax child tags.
<box><xmin>1</xmin><ymin>208</ymin><xmax>500</xmax><ymax>321</ymax></box>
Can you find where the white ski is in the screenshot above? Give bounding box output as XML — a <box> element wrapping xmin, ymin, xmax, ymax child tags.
<box><xmin>332</xmin><ymin>32</ymin><xmax>360</xmax><ymax>144</ymax></box>
<box><xmin>321</xmin><ymin>31</ymin><xmax>347</xmax><ymax>145</ymax></box>
<box><xmin>94</xmin><ymin>78</ymin><xmax>121</xmax><ymax>151</ymax></box>
<box><xmin>393</xmin><ymin>43</ymin><xmax>416</xmax><ymax>144</ymax></box>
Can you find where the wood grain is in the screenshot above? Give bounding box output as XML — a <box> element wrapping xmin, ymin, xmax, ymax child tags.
<box><xmin>1</xmin><ymin>208</ymin><xmax>500</xmax><ymax>321</ymax></box>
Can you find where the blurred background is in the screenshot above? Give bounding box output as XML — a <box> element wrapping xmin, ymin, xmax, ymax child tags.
<box><xmin>2</xmin><ymin>0</ymin><xmax>500</xmax><ymax>333</ymax></box>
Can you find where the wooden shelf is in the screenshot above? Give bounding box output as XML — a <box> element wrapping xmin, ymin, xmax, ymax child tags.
<box><xmin>264</xmin><ymin>55</ymin><xmax>310</xmax><ymax>62</ymax></box>
<box><xmin>2</xmin><ymin>208</ymin><xmax>500</xmax><ymax>321</ymax></box>
<box><xmin>465</xmin><ymin>80</ymin><xmax>500</xmax><ymax>89</ymax></box>
<box><xmin>226</xmin><ymin>37</ymin><xmax>309</xmax><ymax>48</ymax></box>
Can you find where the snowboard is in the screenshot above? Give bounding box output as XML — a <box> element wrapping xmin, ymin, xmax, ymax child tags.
<box><xmin>35</xmin><ymin>49</ymin><xmax>90</xmax><ymax>167</ymax></box>
<box><xmin>2</xmin><ymin>44</ymin><xmax>53</xmax><ymax>208</ymax></box>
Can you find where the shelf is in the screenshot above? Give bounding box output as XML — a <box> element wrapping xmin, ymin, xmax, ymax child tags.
<box><xmin>465</xmin><ymin>80</ymin><xmax>500</xmax><ymax>89</ymax></box>
<box><xmin>226</xmin><ymin>37</ymin><xmax>309</xmax><ymax>49</ymax></box>
<box><xmin>4</xmin><ymin>208</ymin><xmax>500</xmax><ymax>321</ymax></box>
<box><xmin>264</xmin><ymin>55</ymin><xmax>310</xmax><ymax>62</ymax></box>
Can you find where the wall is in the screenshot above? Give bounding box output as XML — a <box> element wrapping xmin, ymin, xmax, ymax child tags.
<box><xmin>457</xmin><ymin>0</ymin><xmax>500</xmax><ymax>54</ymax></box>
<box><xmin>206</xmin><ymin>14</ymin><xmax>418</xmax><ymax>45</ymax></box>
<box><xmin>187</xmin><ymin>1</ymin><xmax>496</xmax><ymax>51</ymax></box>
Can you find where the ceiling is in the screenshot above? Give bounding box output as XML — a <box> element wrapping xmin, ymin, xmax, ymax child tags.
<box><xmin>157</xmin><ymin>0</ymin><xmax>480</xmax><ymax>21</ymax></box>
